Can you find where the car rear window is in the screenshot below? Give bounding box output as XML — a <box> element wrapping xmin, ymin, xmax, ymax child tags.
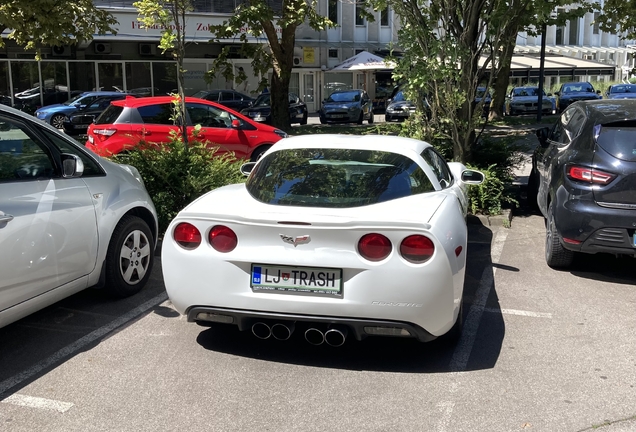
<box><xmin>595</xmin><ymin>121</ymin><xmax>636</xmax><ymax>162</ymax></box>
<box><xmin>95</xmin><ymin>105</ymin><xmax>124</xmax><ymax>125</ymax></box>
<box><xmin>246</xmin><ymin>148</ymin><xmax>434</xmax><ymax>208</ymax></box>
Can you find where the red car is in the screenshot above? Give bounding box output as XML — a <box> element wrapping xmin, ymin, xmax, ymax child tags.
<box><xmin>85</xmin><ymin>96</ymin><xmax>288</xmax><ymax>161</ymax></box>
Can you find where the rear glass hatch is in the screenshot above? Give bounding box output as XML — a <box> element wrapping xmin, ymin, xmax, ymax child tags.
<box><xmin>593</xmin><ymin>120</ymin><xmax>636</xmax><ymax>206</ymax></box>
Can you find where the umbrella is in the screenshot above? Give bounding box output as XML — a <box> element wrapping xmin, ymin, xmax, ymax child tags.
<box><xmin>330</xmin><ymin>51</ymin><xmax>396</xmax><ymax>71</ymax></box>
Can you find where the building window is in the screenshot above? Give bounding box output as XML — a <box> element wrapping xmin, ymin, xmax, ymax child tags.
<box><xmin>328</xmin><ymin>0</ymin><xmax>338</xmax><ymax>24</ymax></box>
<box><xmin>356</xmin><ymin>3</ymin><xmax>365</xmax><ymax>26</ymax></box>
<box><xmin>381</xmin><ymin>7</ymin><xmax>389</xmax><ymax>26</ymax></box>
<box><xmin>329</xmin><ymin>49</ymin><xmax>339</xmax><ymax>58</ymax></box>
<box><xmin>593</xmin><ymin>12</ymin><xmax>600</xmax><ymax>35</ymax></box>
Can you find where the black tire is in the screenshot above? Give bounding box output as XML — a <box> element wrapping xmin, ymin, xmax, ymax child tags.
<box><xmin>356</xmin><ymin>112</ymin><xmax>364</xmax><ymax>125</ymax></box>
<box><xmin>527</xmin><ymin>168</ymin><xmax>539</xmax><ymax>210</ymax></box>
<box><xmin>545</xmin><ymin>201</ymin><xmax>574</xmax><ymax>268</ymax></box>
<box><xmin>300</xmin><ymin>113</ymin><xmax>308</xmax><ymax>125</ymax></box>
<box><xmin>319</xmin><ymin>117</ymin><xmax>326</xmax><ymax>125</ymax></box>
<box><xmin>368</xmin><ymin>110</ymin><xmax>374</xmax><ymax>124</ymax></box>
<box><xmin>250</xmin><ymin>145</ymin><xmax>271</xmax><ymax>162</ymax></box>
<box><xmin>385</xmin><ymin>115</ymin><xmax>391</xmax><ymax>122</ymax></box>
<box><xmin>104</xmin><ymin>215</ymin><xmax>154</xmax><ymax>298</ymax></box>
<box><xmin>50</xmin><ymin>114</ymin><xmax>66</xmax><ymax>129</ymax></box>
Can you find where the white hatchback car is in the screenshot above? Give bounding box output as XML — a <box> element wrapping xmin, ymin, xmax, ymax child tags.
<box><xmin>0</xmin><ymin>104</ymin><xmax>158</xmax><ymax>329</ymax></box>
<box><xmin>162</xmin><ymin>134</ymin><xmax>483</xmax><ymax>346</ymax></box>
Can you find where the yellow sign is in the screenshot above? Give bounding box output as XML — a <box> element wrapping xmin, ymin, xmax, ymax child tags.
<box><xmin>303</xmin><ymin>47</ymin><xmax>315</xmax><ymax>65</ymax></box>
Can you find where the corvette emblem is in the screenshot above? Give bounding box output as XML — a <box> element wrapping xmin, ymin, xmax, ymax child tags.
<box><xmin>280</xmin><ymin>234</ymin><xmax>311</xmax><ymax>247</ymax></box>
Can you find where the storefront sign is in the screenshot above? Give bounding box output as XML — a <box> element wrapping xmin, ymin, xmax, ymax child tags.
<box><xmin>303</xmin><ymin>47</ymin><xmax>315</xmax><ymax>64</ymax></box>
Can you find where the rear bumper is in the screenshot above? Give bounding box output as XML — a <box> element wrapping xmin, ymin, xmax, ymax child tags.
<box><xmin>187</xmin><ymin>306</ymin><xmax>437</xmax><ymax>342</ymax></box>
<box><xmin>555</xmin><ymin>197</ymin><xmax>636</xmax><ymax>255</ymax></box>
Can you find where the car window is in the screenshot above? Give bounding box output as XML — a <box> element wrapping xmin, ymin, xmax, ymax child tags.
<box><xmin>0</xmin><ymin>116</ymin><xmax>55</xmax><ymax>182</ymax></box>
<box><xmin>220</xmin><ymin>92</ymin><xmax>234</xmax><ymax>101</ymax></box>
<box><xmin>246</xmin><ymin>148</ymin><xmax>435</xmax><ymax>208</ymax></box>
<box><xmin>95</xmin><ymin>105</ymin><xmax>124</xmax><ymax>124</ymax></box>
<box><xmin>41</xmin><ymin>129</ymin><xmax>103</xmax><ymax>176</ymax></box>
<box><xmin>595</xmin><ymin>120</ymin><xmax>636</xmax><ymax>162</ymax></box>
<box><xmin>186</xmin><ymin>103</ymin><xmax>236</xmax><ymax>128</ymax></box>
<box><xmin>420</xmin><ymin>148</ymin><xmax>452</xmax><ymax>188</ymax></box>
<box><xmin>565</xmin><ymin>109</ymin><xmax>586</xmax><ymax>138</ymax></box>
<box><xmin>137</xmin><ymin>104</ymin><xmax>174</xmax><ymax>124</ymax></box>
<box><xmin>549</xmin><ymin>117</ymin><xmax>570</xmax><ymax>145</ymax></box>
<box><xmin>289</xmin><ymin>93</ymin><xmax>299</xmax><ymax>103</ymax></box>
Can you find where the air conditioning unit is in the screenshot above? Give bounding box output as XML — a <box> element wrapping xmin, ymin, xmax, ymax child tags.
<box><xmin>583</xmin><ymin>54</ymin><xmax>596</xmax><ymax>60</ymax></box>
<box><xmin>51</xmin><ymin>45</ymin><xmax>71</xmax><ymax>57</ymax></box>
<box><xmin>94</xmin><ymin>42</ymin><xmax>112</xmax><ymax>54</ymax></box>
<box><xmin>139</xmin><ymin>43</ymin><xmax>157</xmax><ymax>56</ymax></box>
<box><xmin>293</xmin><ymin>56</ymin><xmax>302</xmax><ymax>66</ymax></box>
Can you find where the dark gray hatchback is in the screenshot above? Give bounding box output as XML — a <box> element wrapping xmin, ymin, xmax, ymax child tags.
<box><xmin>529</xmin><ymin>100</ymin><xmax>636</xmax><ymax>268</ymax></box>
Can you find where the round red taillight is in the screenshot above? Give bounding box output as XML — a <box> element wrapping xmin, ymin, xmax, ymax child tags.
<box><xmin>400</xmin><ymin>235</ymin><xmax>435</xmax><ymax>263</ymax></box>
<box><xmin>209</xmin><ymin>225</ymin><xmax>238</xmax><ymax>253</ymax></box>
<box><xmin>358</xmin><ymin>233</ymin><xmax>392</xmax><ymax>261</ymax></box>
<box><xmin>173</xmin><ymin>223</ymin><xmax>201</xmax><ymax>249</ymax></box>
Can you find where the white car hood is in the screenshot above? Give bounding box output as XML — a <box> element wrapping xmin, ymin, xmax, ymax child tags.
<box><xmin>178</xmin><ymin>183</ymin><xmax>446</xmax><ymax>228</ymax></box>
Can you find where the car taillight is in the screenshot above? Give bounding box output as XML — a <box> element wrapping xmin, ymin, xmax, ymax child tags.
<box><xmin>92</xmin><ymin>128</ymin><xmax>117</xmax><ymax>141</ymax></box>
<box><xmin>173</xmin><ymin>223</ymin><xmax>201</xmax><ymax>249</ymax></box>
<box><xmin>358</xmin><ymin>233</ymin><xmax>392</xmax><ymax>261</ymax></box>
<box><xmin>566</xmin><ymin>165</ymin><xmax>615</xmax><ymax>185</ymax></box>
<box><xmin>209</xmin><ymin>225</ymin><xmax>237</xmax><ymax>253</ymax></box>
<box><xmin>400</xmin><ymin>235</ymin><xmax>435</xmax><ymax>264</ymax></box>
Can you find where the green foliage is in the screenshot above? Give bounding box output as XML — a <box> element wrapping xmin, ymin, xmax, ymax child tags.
<box><xmin>0</xmin><ymin>0</ymin><xmax>117</xmax><ymax>56</ymax></box>
<box><xmin>111</xmin><ymin>134</ymin><xmax>246</xmax><ymax>235</ymax></box>
<box><xmin>467</xmin><ymin>164</ymin><xmax>517</xmax><ymax>215</ymax></box>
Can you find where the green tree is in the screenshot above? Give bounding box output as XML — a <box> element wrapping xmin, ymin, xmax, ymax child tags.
<box><xmin>597</xmin><ymin>1</ymin><xmax>636</xmax><ymax>41</ymax></box>
<box><xmin>0</xmin><ymin>0</ymin><xmax>117</xmax><ymax>54</ymax></box>
<box><xmin>206</xmin><ymin>0</ymin><xmax>334</xmax><ymax>130</ymax></box>
<box><xmin>134</xmin><ymin>0</ymin><xmax>192</xmax><ymax>146</ymax></box>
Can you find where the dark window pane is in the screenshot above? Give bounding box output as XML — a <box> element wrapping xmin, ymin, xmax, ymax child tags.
<box><xmin>0</xmin><ymin>116</ymin><xmax>55</xmax><ymax>181</ymax></box>
<box><xmin>596</xmin><ymin>122</ymin><xmax>636</xmax><ymax>162</ymax></box>
<box><xmin>328</xmin><ymin>0</ymin><xmax>338</xmax><ymax>23</ymax></box>
<box><xmin>381</xmin><ymin>8</ymin><xmax>389</xmax><ymax>26</ymax></box>
<box><xmin>95</xmin><ymin>105</ymin><xmax>124</xmax><ymax>124</ymax></box>
<box><xmin>41</xmin><ymin>129</ymin><xmax>104</xmax><ymax>177</ymax></box>
<box><xmin>137</xmin><ymin>104</ymin><xmax>174</xmax><ymax>124</ymax></box>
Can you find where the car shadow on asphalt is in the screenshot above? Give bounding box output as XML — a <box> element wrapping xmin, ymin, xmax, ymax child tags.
<box><xmin>195</xmin><ymin>217</ymin><xmax>506</xmax><ymax>374</ymax></box>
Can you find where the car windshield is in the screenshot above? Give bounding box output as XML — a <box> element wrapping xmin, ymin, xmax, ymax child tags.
<box><xmin>563</xmin><ymin>84</ymin><xmax>595</xmax><ymax>93</ymax></box>
<box><xmin>476</xmin><ymin>88</ymin><xmax>490</xmax><ymax>98</ymax></box>
<box><xmin>253</xmin><ymin>94</ymin><xmax>271</xmax><ymax>107</ymax></box>
<box><xmin>595</xmin><ymin>121</ymin><xmax>636</xmax><ymax>162</ymax></box>
<box><xmin>246</xmin><ymin>148</ymin><xmax>434</xmax><ymax>208</ymax></box>
<box><xmin>393</xmin><ymin>91</ymin><xmax>406</xmax><ymax>102</ymax></box>
<box><xmin>326</xmin><ymin>91</ymin><xmax>360</xmax><ymax>103</ymax></box>
<box><xmin>610</xmin><ymin>85</ymin><xmax>636</xmax><ymax>94</ymax></box>
<box><xmin>513</xmin><ymin>88</ymin><xmax>544</xmax><ymax>97</ymax></box>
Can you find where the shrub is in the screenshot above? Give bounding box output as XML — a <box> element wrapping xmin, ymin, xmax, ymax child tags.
<box><xmin>111</xmin><ymin>134</ymin><xmax>247</xmax><ymax>235</ymax></box>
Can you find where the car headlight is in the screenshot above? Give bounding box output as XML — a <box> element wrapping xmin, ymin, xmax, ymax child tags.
<box><xmin>274</xmin><ymin>129</ymin><xmax>288</xmax><ymax>139</ymax></box>
<box><xmin>349</xmin><ymin>106</ymin><xmax>358</xmax><ymax>111</ymax></box>
<box><xmin>386</xmin><ymin>107</ymin><xmax>395</xmax><ymax>113</ymax></box>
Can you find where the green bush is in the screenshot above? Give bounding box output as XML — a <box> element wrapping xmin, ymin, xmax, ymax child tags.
<box><xmin>467</xmin><ymin>163</ymin><xmax>518</xmax><ymax>215</ymax></box>
<box><xmin>111</xmin><ymin>134</ymin><xmax>247</xmax><ymax>235</ymax></box>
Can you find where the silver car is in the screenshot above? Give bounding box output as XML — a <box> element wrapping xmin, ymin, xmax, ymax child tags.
<box><xmin>0</xmin><ymin>104</ymin><xmax>158</xmax><ymax>329</ymax></box>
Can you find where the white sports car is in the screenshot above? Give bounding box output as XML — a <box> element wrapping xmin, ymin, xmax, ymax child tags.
<box><xmin>162</xmin><ymin>134</ymin><xmax>484</xmax><ymax>346</ymax></box>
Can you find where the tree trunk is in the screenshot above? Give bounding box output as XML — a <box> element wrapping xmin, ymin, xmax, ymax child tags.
<box><xmin>490</xmin><ymin>26</ymin><xmax>520</xmax><ymax>120</ymax></box>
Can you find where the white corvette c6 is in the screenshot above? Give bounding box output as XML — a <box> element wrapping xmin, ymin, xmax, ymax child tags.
<box><xmin>162</xmin><ymin>134</ymin><xmax>484</xmax><ymax>346</ymax></box>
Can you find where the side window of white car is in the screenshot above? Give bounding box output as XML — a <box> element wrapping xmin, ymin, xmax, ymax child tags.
<box><xmin>0</xmin><ymin>116</ymin><xmax>55</xmax><ymax>182</ymax></box>
<box><xmin>421</xmin><ymin>148</ymin><xmax>452</xmax><ymax>189</ymax></box>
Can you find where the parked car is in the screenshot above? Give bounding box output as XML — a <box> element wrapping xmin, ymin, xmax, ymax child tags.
<box><xmin>63</xmin><ymin>94</ymin><xmax>139</xmax><ymax>137</ymax></box>
<box><xmin>14</xmin><ymin>89</ymin><xmax>84</xmax><ymax>114</ymax></box>
<box><xmin>191</xmin><ymin>89</ymin><xmax>254</xmax><ymax>112</ymax></box>
<box><xmin>0</xmin><ymin>104</ymin><xmax>158</xmax><ymax>329</ymax></box>
<box><xmin>86</xmin><ymin>96</ymin><xmax>288</xmax><ymax>161</ymax></box>
<box><xmin>474</xmin><ymin>87</ymin><xmax>492</xmax><ymax>117</ymax></box>
<box><xmin>554</xmin><ymin>82</ymin><xmax>602</xmax><ymax>113</ymax></box>
<box><xmin>319</xmin><ymin>89</ymin><xmax>374</xmax><ymax>124</ymax></box>
<box><xmin>504</xmin><ymin>86</ymin><xmax>556</xmax><ymax>116</ymax></box>
<box><xmin>528</xmin><ymin>99</ymin><xmax>636</xmax><ymax>268</ymax></box>
<box><xmin>604</xmin><ymin>84</ymin><xmax>636</xmax><ymax>99</ymax></box>
<box><xmin>240</xmin><ymin>92</ymin><xmax>308</xmax><ymax>125</ymax></box>
<box><xmin>35</xmin><ymin>91</ymin><xmax>125</xmax><ymax>129</ymax></box>
<box><xmin>384</xmin><ymin>90</ymin><xmax>417</xmax><ymax>122</ymax></box>
<box><xmin>161</xmin><ymin>134</ymin><xmax>484</xmax><ymax>345</ymax></box>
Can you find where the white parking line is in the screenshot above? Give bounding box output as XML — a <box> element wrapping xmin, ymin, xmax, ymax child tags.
<box><xmin>2</xmin><ymin>394</ymin><xmax>74</xmax><ymax>413</ymax></box>
<box><xmin>0</xmin><ymin>292</ymin><xmax>168</xmax><ymax>397</ymax></box>
<box><xmin>449</xmin><ymin>227</ymin><xmax>509</xmax><ymax>372</ymax></box>
<box><xmin>485</xmin><ymin>308</ymin><xmax>553</xmax><ymax>318</ymax></box>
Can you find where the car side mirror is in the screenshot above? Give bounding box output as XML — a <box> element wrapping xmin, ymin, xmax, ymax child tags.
<box><xmin>536</xmin><ymin>127</ymin><xmax>550</xmax><ymax>148</ymax></box>
<box><xmin>231</xmin><ymin>119</ymin><xmax>241</xmax><ymax>129</ymax></box>
<box><xmin>61</xmin><ymin>154</ymin><xmax>84</xmax><ymax>178</ymax></box>
<box><xmin>554</xmin><ymin>91</ymin><xmax>560</xmax><ymax>96</ymax></box>
<box><xmin>0</xmin><ymin>122</ymin><xmax>10</xmax><ymax>131</ymax></box>
<box><xmin>596</xmin><ymin>90</ymin><xmax>602</xmax><ymax>95</ymax></box>
<box><xmin>240</xmin><ymin>162</ymin><xmax>256</xmax><ymax>176</ymax></box>
<box><xmin>461</xmin><ymin>169</ymin><xmax>485</xmax><ymax>185</ymax></box>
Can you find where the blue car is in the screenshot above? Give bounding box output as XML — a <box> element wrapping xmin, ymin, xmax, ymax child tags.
<box><xmin>35</xmin><ymin>91</ymin><xmax>125</xmax><ymax>129</ymax></box>
<box><xmin>605</xmin><ymin>84</ymin><xmax>636</xmax><ymax>99</ymax></box>
<box><xmin>554</xmin><ymin>82</ymin><xmax>602</xmax><ymax>113</ymax></box>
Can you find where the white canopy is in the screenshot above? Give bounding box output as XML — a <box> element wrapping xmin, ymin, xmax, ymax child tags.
<box><xmin>330</xmin><ymin>51</ymin><xmax>396</xmax><ymax>71</ymax></box>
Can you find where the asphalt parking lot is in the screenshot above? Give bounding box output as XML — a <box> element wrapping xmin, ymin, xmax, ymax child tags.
<box><xmin>1</xmin><ymin>192</ymin><xmax>635</xmax><ymax>431</ymax></box>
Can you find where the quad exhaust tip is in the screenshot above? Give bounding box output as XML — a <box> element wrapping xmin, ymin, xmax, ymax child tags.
<box><xmin>271</xmin><ymin>322</ymin><xmax>295</xmax><ymax>341</ymax></box>
<box><xmin>251</xmin><ymin>322</ymin><xmax>272</xmax><ymax>340</ymax></box>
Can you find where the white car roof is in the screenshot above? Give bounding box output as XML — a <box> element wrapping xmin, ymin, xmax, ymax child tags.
<box><xmin>274</xmin><ymin>134</ymin><xmax>433</xmax><ymax>158</ymax></box>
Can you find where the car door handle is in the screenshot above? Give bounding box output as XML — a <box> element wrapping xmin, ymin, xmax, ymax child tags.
<box><xmin>0</xmin><ymin>213</ymin><xmax>14</xmax><ymax>223</ymax></box>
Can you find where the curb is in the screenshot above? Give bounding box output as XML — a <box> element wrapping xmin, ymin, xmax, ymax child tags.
<box><xmin>468</xmin><ymin>208</ymin><xmax>513</xmax><ymax>228</ymax></box>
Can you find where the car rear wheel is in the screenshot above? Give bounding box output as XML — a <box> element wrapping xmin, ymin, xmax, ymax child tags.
<box><xmin>545</xmin><ymin>202</ymin><xmax>574</xmax><ymax>268</ymax></box>
<box><xmin>50</xmin><ymin>114</ymin><xmax>66</xmax><ymax>129</ymax></box>
<box><xmin>104</xmin><ymin>215</ymin><xmax>154</xmax><ymax>298</ymax></box>
<box><xmin>357</xmin><ymin>112</ymin><xmax>364</xmax><ymax>125</ymax></box>
<box><xmin>368</xmin><ymin>111</ymin><xmax>374</xmax><ymax>124</ymax></box>
<box><xmin>250</xmin><ymin>145</ymin><xmax>271</xmax><ymax>162</ymax></box>
<box><xmin>300</xmin><ymin>112</ymin><xmax>308</xmax><ymax>125</ymax></box>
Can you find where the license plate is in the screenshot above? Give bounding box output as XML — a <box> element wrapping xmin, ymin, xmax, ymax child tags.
<box><xmin>254</xmin><ymin>117</ymin><xmax>266</xmax><ymax>122</ymax></box>
<box><xmin>73</xmin><ymin>125</ymin><xmax>88</xmax><ymax>129</ymax></box>
<box><xmin>330</xmin><ymin>114</ymin><xmax>344</xmax><ymax>118</ymax></box>
<box><xmin>251</xmin><ymin>264</ymin><xmax>342</xmax><ymax>297</ymax></box>
<box><xmin>88</xmin><ymin>135</ymin><xmax>94</xmax><ymax>143</ymax></box>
